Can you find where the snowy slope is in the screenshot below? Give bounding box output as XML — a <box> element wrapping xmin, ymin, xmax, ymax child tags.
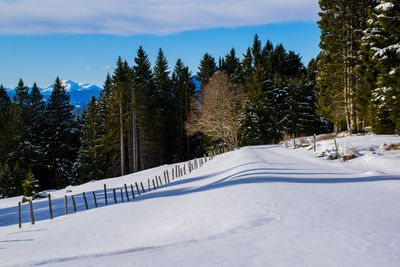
<box><xmin>0</xmin><ymin>135</ymin><xmax>400</xmax><ymax>266</ymax></box>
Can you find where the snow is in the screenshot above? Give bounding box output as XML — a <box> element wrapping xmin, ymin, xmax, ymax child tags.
<box><xmin>376</xmin><ymin>2</ymin><xmax>394</xmax><ymax>11</ymax></box>
<box><xmin>1</xmin><ymin>134</ymin><xmax>400</xmax><ymax>266</ymax></box>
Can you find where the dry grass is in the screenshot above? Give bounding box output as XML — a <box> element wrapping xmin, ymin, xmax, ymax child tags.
<box><xmin>316</xmin><ymin>133</ymin><xmax>337</xmax><ymax>142</ymax></box>
<box><xmin>382</xmin><ymin>143</ymin><xmax>400</xmax><ymax>151</ymax></box>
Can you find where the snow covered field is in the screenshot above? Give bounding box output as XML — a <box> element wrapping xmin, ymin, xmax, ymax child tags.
<box><xmin>1</xmin><ymin>134</ymin><xmax>400</xmax><ymax>266</ymax></box>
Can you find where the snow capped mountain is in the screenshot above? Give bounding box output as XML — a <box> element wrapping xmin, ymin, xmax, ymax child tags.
<box><xmin>5</xmin><ymin>80</ymin><xmax>102</xmax><ymax>110</ymax></box>
<box><xmin>42</xmin><ymin>80</ymin><xmax>102</xmax><ymax>95</ymax></box>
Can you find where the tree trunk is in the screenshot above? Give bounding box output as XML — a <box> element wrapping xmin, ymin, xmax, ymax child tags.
<box><xmin>119</xmin><ymin>100</ymin><xmax>125</xmax><ymax>176</ymax></box>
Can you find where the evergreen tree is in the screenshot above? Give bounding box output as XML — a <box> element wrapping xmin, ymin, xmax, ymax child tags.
<box><xmin>171</xmin><ymin>59</ymin><xmax>197</xmax><ymax>161</ymax></box>
<box><xmin>153</xmin><ymin>48</ymin><xmax>172</xmax><ymax>164</ymax></box>
<box><xmin>0</xmin><ymin>85</ymin><xmax>12</xmax><ymax>165</ymax></box>
<box><xmin>133</xmin><ymin>46</ymin><xmax>155</xmax><ymax>170</ymax></box>
<box><xmin>362</xmin><ymin>0</ymin><xmax>400</xmax><ymax>133</ymax></box>
<box><xmin>26</xmin><ymin>82</ymin><xmax>47</xmax><ymax>178</ymax></box>
<box><xmin>77</xmin><ymin>96</ymin><xmax>105</xmax><ymax>183</ymax></box>
<box><xmin>21</xmin><ymin>169</ymin><xmax>39</xmax><ymax>202</ymax></box>
<box><xmin>45</xmin><ymin>77</ymin><xmax>80</xmax><ymax>188</ymax></box>
<box><xmin>317</xmin><ymin>0</ymin><xmax>375</xmax><ymax>132</ymax></box>
<box><xmin>197</xmin><ymin>53</ymin><xmax>217</xmax><ymax>89</ymax></box>
<box><xmin>98</xmin><ymin>73</ymin><xmax>115</xmax><ymax>178</ymax></box>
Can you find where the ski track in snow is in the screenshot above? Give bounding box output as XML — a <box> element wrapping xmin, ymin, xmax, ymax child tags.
<box><xmin>1</xmin><ymin>136</ymin><xmax>400</xmax><ymax>266</ymax></box>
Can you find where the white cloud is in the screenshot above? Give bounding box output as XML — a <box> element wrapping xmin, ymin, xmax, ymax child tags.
<box><xmin>85</xmin><ymin>65</ymin><xmax>92</xmax><ymax>70</ymax></box>
<box><xmin>0</xmin><ymin>0</ymin><xmax>319</xmax><ymax>35</ymax></box>
<box><xmin>102</xmin><ymin>65</ymin><xmax>112</xmax><ymax>70</ymax></box>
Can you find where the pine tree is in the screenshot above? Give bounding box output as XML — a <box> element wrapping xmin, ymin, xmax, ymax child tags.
<box><xmin>153</xmin><ymin>48</ymin><xmax>172</xmax><ymax>164</ymax></box>
<box><xmin>317</xmin><ymin>0</ymin><xmax>376</xmax><ymax>132</ymax></box>
<box><xmin>171</xmin><ymin>59</ymin><xmax>197</xmax><ymax>161</ymax></box>
<box><xmin>98</xmin><ymin>73</ymin><xmax>115</xmax><ymax>178</ymax></box>
<box><xmin>221</xmin><ymin>48</ymin><xmax>240</xmax><ymax>80</ymax></box>
<box><xmin>45</xmin><ymin>77</ymin><xmax>80</xmax><ymax>188</ymax></box>
<box><xmin>197</xmin><ymin>53</ymin><xmax>217</xmax><ymax>89</ymax></box>
<box><xmin>362</xmin><ymin>1</ymin><xmax>400</xmax><ymax>133</ymax></box>
<box><xmin>21</xmin><ymin>169</ymin><xmax>39</xmax><ymax>202</ymax></box>
<box><xmin>77</xmin><ymin>96</ymin><xmax>105</xmax><ymax>183</ymax></box>
<box><xmin>0</xmin><ymin>85</ymin><xmax>12</xmax><ymax>165</ymax></box>
<box><xmin>133</xmin><ymin>46</ymin><xmax>155</xmax><ymax>170</ymax></box>
<box><xmin>26</xmin><ymin>82</ymin><xmax>46</xmax><ymax>178</ymax></box>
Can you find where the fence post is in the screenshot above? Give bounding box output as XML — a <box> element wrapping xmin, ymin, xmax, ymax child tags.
<box><xmin>93</xmin><ymin>192</ymin><xmax>98</xmax><ymax>207</ymax></box>
<box><xmin>152</xmin><ymin>179</ymin><xmax>156</xmax><ymax>190</ymax></box>
<box><xmin>159</xmin><ymin>176</ymin><xmax>163</xmax><ymax>186</ymax></box>
<box><xmin>65</xmin><ymin>195</ymin><xmax>68</xmax><ymax>215</ymax></box>
<box><xmin>172</xmin><ymin>168</ymin><xmax>175</xmax><ymax>180</ymax></box>
<box><xmin>113</xmin><ymin>188</ymin><xmax>117</xmax><ymax>203</ymax></box>
<box><xmin>83</xmin><ymin>192</ymin><xmax>89</xmax><ymax>210</ymax></box>
<box><xmin>164</xmin><ymin>176</ymin><xmax>167</xmax><ymax>184</ymax></box>
<box><xmin>124</xmin><ymin>184</ymin><xmax>130</xmax><ymax>201</ymax></box>
<box><xmin>130</xmin><ymin>184</ymin><xmax>136</xmax><ymax>199</ymax></box>
<box><xmin>29</xmin><ymin>200</ymin><xmax>35</xmax><ymax>225</ymax></box>
<box><xmin>48</xmin><ymin>194</ymin><xmax>53</xmax><ymax>220</ymax></box>
<box><xmin>156</xmin><ymin>176</ymin><xmax>159</xmax><ymax>187</ymax></box>
<box><xmin>313</xmin><ymin>134</ymin><xmax>316</xmax><ymax>152</ymax></box>
<box><xmin>148</xmin><ymin>179</ymin><xmax>151</xmax><ymax>191</ymax></box>
<box><xmin>135</xmin><ymin>182</ymin><xmax>141</xmax><ymax>196</ymax></box>
<box><xmin>18</xmin><ymin>202</ymin><xmax>22</xmax><ymax>228</ymax></box>
<box><xmin>140</xmin><ymin>182</ymin><xmax>146</xmax><ymax>194</ymax></box>
<box><xmin>120</xmin><ymin>189</ymin><xmax>124</xmax><ymax>202</ymax></box>
<box><xmin>166</xmin><ymin>170</ymin><xmax>170</xmax><ymax>182</ymax></box>
<box><xmin>72</xmin><ymin>195</ymin><xmax>77</xmax><ymax>212</ymax></box>
<box><xmin>104</xmin><ymin>184</ymin><xmax>108</xmax><ymax>205</ymax></box>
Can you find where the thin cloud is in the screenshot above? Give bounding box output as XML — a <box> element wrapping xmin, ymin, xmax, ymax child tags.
<box><xmin>0</xmin><ymin>0</ymin><xmax>319</xmax><ymax>35</ymax></box>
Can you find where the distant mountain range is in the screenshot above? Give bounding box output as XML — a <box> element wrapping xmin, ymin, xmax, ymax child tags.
<box><xmin>6</xmin><ymin>80</ymin><xmax>102</xmax><ymax>110</ymax></box>
<box><xmin>5</xmin><ymin>77</ymin><xmax>200</xmax><ymax>113</ymax></box>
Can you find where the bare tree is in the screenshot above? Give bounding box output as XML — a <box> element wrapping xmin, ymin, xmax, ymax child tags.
<box><xmin>186</xmin><ymin>71</ymin><xmax>243</xmax><ymax>149</ymax></box>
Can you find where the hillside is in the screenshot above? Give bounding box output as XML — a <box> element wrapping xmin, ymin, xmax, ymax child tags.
<box><xmin>0</xmin><ymin>134</ymin><xmax>400</xmax><ymax>266</ymax></box>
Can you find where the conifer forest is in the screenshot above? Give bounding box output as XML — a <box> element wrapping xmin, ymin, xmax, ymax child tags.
<box><xmin>0</xmin><ymin>0</ymin><xmax>399</xmax><ymax>198</ymax></box>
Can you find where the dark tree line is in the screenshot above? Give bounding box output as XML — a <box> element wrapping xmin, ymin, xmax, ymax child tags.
<box><xmin>316</xmin><ymin>0</ymin><xmax>400</xmax><ymax>134</ymax></box>
<box><xmin>1</xmin><ymin>37</ymin><xmax>329</xmax><ymax>198</ymax></box>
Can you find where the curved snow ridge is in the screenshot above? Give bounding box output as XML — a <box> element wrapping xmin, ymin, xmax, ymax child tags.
<box><xmin>15</xmin><ymin>215</ymin><xmax>280</xmax><ymax>267</ymax></box>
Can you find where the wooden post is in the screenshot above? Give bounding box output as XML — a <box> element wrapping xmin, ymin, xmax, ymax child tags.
<box><xmin>293</xmin><ymin>134</ymin><xmax>296</xmax><ymax>148</ymax></box>
<box><xmin>72</xmin><ymin>195</ymin><xmax>77</xmax><ymax>212</ymax></box>
<box><xmin>130</xmin><ymin>184</ymin><xmax>135</xmax><ymax>199</ymax></box>
<box><xmin>29</xmin><ymin>200</ymin><xmax>35</xmax><ymax>225</ymax></box>
<box><xmin>48</xmin><ymin>194</ymin><xmax>53</xmax><ymax>220</ymax></box>
<box><xmin>164</xmin><ymin>176</ymin><xmax>167</xmax><ymax>184</ymax></box>
<box><xmin>104</xmin><ymin>184</ymin><xmax>108</xmax><ymax>205</ymax></box>
<box><xmin>184</xmin><ymin>165</ymin><xmax>186</xmax><ymax>175</ymax></box>
<box><xmin>124</xmin><ymin>184</ymin><xmax>130</xmax><ymax>201</ymax></box>
<box><xmin>120</xmin><ymin>189</ymin><xmax>124</xmax><ymax>202</ymax></box>
<box><xmin>83</xmin><ymin>192</ymin><xmax>89</xmax><ymax>210</ymax></box>
<box><xmin>113</xmin><ymin>188</ymin><xmax>117</xmax><ymax>203</ymax></box>
<box><xmin>166</xmin><ymin>170</ymin><xmax>170</xmax><ymax>181</ymax></box>
<box><xmin>313</xmin><ymin>134</ymin><xmax>316</xmax><ymax>152</ymax></box>
<box><xmin>135</xmin><ymin>182</ymin><xmax>141</xmax><ymax>196</ymax></box>
<box><xmin>334</xmin><ymin>137</ymin><xmax>338</xmax><ymax>158</ymax></box>
<box><xmin>148</xmin><ymin>179</ymin><xmax>151</xmax><ymax>191</ymax></box>
<box><xmin>159</xmin><ymin>176</ymin><xmax>163</xmax><ymax>186</ymax></box>
<box><xmin>156</xmin><ymin>176</ymin><xmax>159</xmax><ymax>187</ymax></box>
<box><xmin>93</xmin><ymin>192</ymin><xmax>98</xmax><ymax>207</ymax></box>
<box><xmin>152</xmin><ymin>179</ymin><xmax>156</xmax><ymax>190</ymax></box>
<box><xmin>140</xmin><ymin>182</ymin><xmax>145</xmax><ymax>193</ymax></box>
<box><xmin>65</xmin><ymin>195</ymin><xmax>68</xmax><ymax>215</ymax></box>
<box><xmin>18</xmin><ymin>202</ymin><xmax>22</xmax><ymax>228</ymax></box>
<box><xmin>172</xmin><ymin>168</ymin><xmax>175</xmax><ymax>180</ymax></box>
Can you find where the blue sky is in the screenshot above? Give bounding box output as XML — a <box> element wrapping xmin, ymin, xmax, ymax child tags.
<box><xmin>0</xmin><ymin>0</ymin><xmax>320</xmax><ymax>88</ymax></box>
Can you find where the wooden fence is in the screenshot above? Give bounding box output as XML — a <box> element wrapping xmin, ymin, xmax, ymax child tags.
<box><xmin>17</xmin><ymin>151</ymin><xmax>222</xmax><ymax>228</ymax></box>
